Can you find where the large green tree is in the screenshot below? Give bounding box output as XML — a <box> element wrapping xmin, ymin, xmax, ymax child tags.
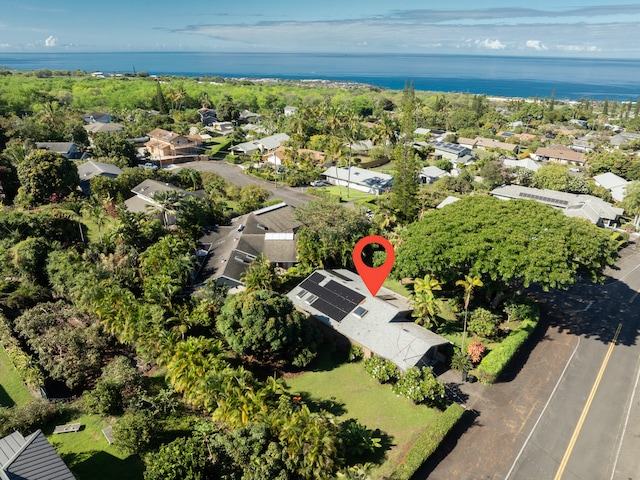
<box><xmin>217</xmin><ymin>290</ymin><xmax>321</xmax><ymax>367</ymax></box>
<box><xmin>294</xmin><ymin>197</ymin><xmax>371</xmax><ymax>268</ymax></box>
<box><xmin>394</xmin><ymin>196</ymin><xmax>620</xmax><ymax>305</ymax></box>
<box><xmin>16</xmin><ymin>149</ymin><xmax>80</xmax><ymax>205</ymax></box>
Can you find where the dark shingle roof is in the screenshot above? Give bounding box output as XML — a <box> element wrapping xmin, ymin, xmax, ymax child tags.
<box><xmin>0</xmin><ymin>430</ymin><xmax>76</xmax><ymax>480</ymax></box>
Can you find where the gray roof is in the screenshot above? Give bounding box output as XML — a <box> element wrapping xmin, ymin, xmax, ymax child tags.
<box><xmin>323</xmin><ymin>166</ymin><xmax>393</xmax><ymax>190</ymax></box>
<box><xmin>490</xmin><ymin>185</ymin><xmax>624</xmax><ymax>224</ymax></box>
<box><xmin>433</xmin><ymin>141</ymin><xmax>470</xmax><ymax>156</ymax></box>
<box><xmin>130</xmin><ymin>179</ymin><xmax>187</xmax><ymax>200</ymax></box>
<box><xmin>197</xmin><ymin>203</ymin><xmax>299</xmax><ymax>286</ymax></box>
<box><xmin>0</xmin><ymin>430</ymin><xmax>76</xmax><ymax>480</ymax></box>
<box><xmin>258</xmin><ymin>133</ymin><xmax>290</xmax><ymax>151</ymax></box>
<box><xmin>502</xmin><ymin>158</ymin><xmax>541</xmax><ymax>172</ymax></box>
<box><xmin>77</xmin><ymin>161</ymin><xmax>123</xmax><ymax>181</ymax></box>
<box><xmin>609</xmin><ymin>132</ymin><xmax>640</xmax><ymax>146</ymax></box>
<box><xmin>287</xmin><ymin>269</ymin><xmax>449</xmax><ymax>371</ymax></box>
<box><xmin>420</xmin><ymin>165</ymin><xmax>449</xmax><ymax>178</ymax></box>
<box><xmin>83</xmin><ymin>123</ymin><xmax>124</xmax><ymax>134</ymax></box>
<box><xmin>436</xmin><ymin>196</ymin><xmax>461</xmax><ymax>209</ymax></box>
<box><xmin>593</xmin><ymin>172</ymin><xmax>629</xmax><ymax>191</ymax></box>
<box><xmin>35</xmin><ymin>142</ymin><xmax>77</xmax><ymax>155</ymax></box>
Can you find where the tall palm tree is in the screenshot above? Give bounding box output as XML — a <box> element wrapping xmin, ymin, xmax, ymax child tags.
<box><xmin>455</xmin><ymin>275</ymin><xmax>484</xmax><ymax>351</ymax></box>
<box><xmin>150</xmin><ymin>190</ymin><xmax>185</xmax><ymax>227</ymax></box>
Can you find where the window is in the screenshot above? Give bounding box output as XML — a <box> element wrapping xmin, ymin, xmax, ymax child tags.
<box><xmin>352</xmin><ymin>306</ymin><xmax>368</xmax><ymax>318</ymax></box>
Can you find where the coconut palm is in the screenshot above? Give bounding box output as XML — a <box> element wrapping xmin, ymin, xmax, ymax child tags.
<box><xmin>455</xmin><ymin>275</ymin><xmax>484</xmax><ymax>351</ymax></box>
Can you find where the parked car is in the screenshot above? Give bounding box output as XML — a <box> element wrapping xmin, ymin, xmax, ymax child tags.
<box><xmin>310</xmin><ymin>180</ymin><xmax>328</xmax><ymax>187</ymax></box>
<box><xmin>140</xmin><ymin>162</ymin><xmax>159</xmax><ymax>170</ymax></box>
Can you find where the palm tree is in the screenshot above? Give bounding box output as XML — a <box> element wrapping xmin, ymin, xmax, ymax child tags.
<box><xmin>81</xmin><ymin>196</ymin><xmax>108</xmax><ymax>244</ymax></box>
<box><xmin>455</xmin><ymin>275</ymin><xmax>484</xmax><ymax>352</ymax></box>
<box><xmin>150</xmin><ymin>190</ymin><xmax>185</xmax><ymax>227</ymax></box>
<box><xmin>241</xmin><ymin>253</ymin><xmax>279</xmax><ymax>291</ymax></box>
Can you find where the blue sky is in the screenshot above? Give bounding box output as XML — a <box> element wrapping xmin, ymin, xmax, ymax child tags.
<box><xmin>2</xmin><ymin>1</ymin><xmax>640</xmax><ymax>57</ymax></box>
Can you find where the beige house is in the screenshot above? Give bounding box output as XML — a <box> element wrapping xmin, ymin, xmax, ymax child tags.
<box><xmin>145</xmin><ymin>128</ymin><xmax>202</xmax><ymax>162</ymax></box>
<box><xmin>533</xmin><ymin>144</ymin><xmax>586</xmax><ymax>166</ymax></box>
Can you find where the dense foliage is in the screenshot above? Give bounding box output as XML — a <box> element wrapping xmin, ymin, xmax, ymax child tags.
<box><xmin>394</xmin><ymin>196</ymin><xmax>620</xmax><ymax>303</ymax></box>
<box><xmin>217</xmin><ymin>290</ymin><xmax>321</xmax><ymax>367</ymax></box>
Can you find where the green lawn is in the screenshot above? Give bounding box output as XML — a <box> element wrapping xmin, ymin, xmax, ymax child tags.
<box><xmin>46</xmin><ymin>413</ymin><xmax>144</xmax><ymax>480</ymax></box>
<box><xmin>319</xmin><ymin>185</ymin><xmax>377</xmax><ymax>202</ymax></box>
<box><xmin>0</xmin><ymin>344</ymin><xmax>33</xmax><ymax>407</ymax></box>
<box><xmin>284</xmin><ymin>347</ymin><xmax>440</xmax><ymax>478</ymax></box>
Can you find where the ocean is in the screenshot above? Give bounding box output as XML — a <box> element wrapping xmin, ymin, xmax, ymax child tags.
<box><xmin>0</xmin><ymin>51</ymin><xmax>638</xmax><ymax>100</ymax></box>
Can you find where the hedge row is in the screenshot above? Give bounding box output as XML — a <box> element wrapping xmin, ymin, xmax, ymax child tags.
<box><xmin>476</xmin><ymin>315</ymin><xmax>539</xmax><ymax>385</ymax></box>
<box><xmin>0</xmin><ymin>313</ymin><xmax>44</xmax><ymax>390</ymax></box>
<box><xmin>391</xmin><ymin>403</ymin><xmax>466</xmax><ymax>480</ymax></box>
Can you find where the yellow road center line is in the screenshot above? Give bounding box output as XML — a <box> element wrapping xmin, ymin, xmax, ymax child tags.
<box><xmin>554</xmin><ymin>323</ymin><xmax>622</xmax><ymax>480</ymax></box>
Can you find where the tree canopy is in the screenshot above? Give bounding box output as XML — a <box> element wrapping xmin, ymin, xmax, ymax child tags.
<box><xmin>217</xmin><ymin>289</ymin><xmax>321</xmax><ymax>367</ymax></box>
<box><xmin>16</xmin><ymin>149</ymin><xmax>79</xmax><ymax>205</ymax></box>
<box><xmin>393</xmin><ymin>196</ymin><xmax>620</xmax><ymax>303</ymax></box>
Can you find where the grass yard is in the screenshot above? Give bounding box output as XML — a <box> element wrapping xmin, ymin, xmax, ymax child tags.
<box><xmin>284</xmin><ymin>347</ymin><xmax>440</xmax><ymax>479</ymax></box>
<box><xmin>320</xmin><ymin>186</ymin><xmax>377</xmax><ymax>202</ymax></box>
<box><xmin>0</xmin><ymin>344</ymin><xmax>33</xmax><ymax>407</ymax></box>
<box><xmin>46</xmin><ymin>413</ymin><xmax>144</xmax><ymax>480</ymax></box>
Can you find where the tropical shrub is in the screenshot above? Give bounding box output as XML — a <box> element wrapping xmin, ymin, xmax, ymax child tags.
<box><xmin>392</xmin><ymin>367</ymin><xmax>445</xmax><ymax>405</ymax></box>
<box><xmin>467</xmin><ymin>307</ymin><xmax>501</xmax><ymax>339</ymax></box>
<box><xmin>364</xmin><ymin>356</ymin><xmax>399</xmax><ymax>384</ymax></box>
<box><xmin>467</xmin><ymin>341</ymin><xmax>486</xmax><ymax>364</ymax></box>
<box><xmin>348</xmin><ymin>344</ymin><xmax>364</xmax><ymax>362</ymax></box>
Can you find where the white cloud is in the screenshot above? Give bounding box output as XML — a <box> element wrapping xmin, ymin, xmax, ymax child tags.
<box><xmin>44</xmin><ymin>35</ymin><xmax>58</xmax><ymax>47</ymax></box>
<box><xmin>475</xmin><ymin>38</ymin><xmax>505</xmax><ymax>50</ymax></box>
<box><xmin>557</xmin><ymin>44</ymin><xmax>601</xmax><ymax>52</ymax></box>
<box><xmin>525</xmin><ymin>40</ymin><xmax>547</xmax><ymax>51</ymax></box>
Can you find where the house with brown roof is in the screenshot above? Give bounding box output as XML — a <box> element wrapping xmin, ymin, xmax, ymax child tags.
<box><xmin>266</xmin><ymin>146</ymin><xmax>326</xmax><ymax>166</ymax></box>
<box><xmin>144</xmin><ymin>128</ymin><xmax>203</xmax><ymax>163</ymax></box>
<box><xmin>533</xmin><ymin>144</ymin><xmax>586</xmax><ymax>166</ymax></box>
<box><xmin>459</xmin><ymin>136</ymin><xmax>518</xmax><ymax>153</ymax></box>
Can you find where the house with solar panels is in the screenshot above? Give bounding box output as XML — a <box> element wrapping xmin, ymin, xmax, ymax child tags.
<box><xmin>490</xmin><ymin>185</ymin><xmax>624</xmax><ymax>228</ymax></box>
<box><xmin>287</xmin><ymin>269</ymin><xmax>450</xmax><ymax>371</ymax></box>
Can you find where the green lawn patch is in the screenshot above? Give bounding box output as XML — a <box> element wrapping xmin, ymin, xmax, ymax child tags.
<box><xmin>47</xmin><ymin>413</ymin><xmax>144</xmax><ymax>480</ymax></box>
<box><xmin>320</xmin><ymin>185</ymin><xmax>377</xmax><ymax>202</ymax></box>
<box><xmin>284</xmin><ymin>348</ymin><xmax>440</xmax><ymax>478</ymax></box>
<box><xmin>0</xmin><ymin>344</ymin><xmax>33</xmax><ymax>407</ymax></box>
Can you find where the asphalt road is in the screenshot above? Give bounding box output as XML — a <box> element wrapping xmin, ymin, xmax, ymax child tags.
<box><xmin>175</xmin><ymin>160</ymin><xmax>318</xmax><ymax>207</ymax></box>
<box><xmin>425</xmin><ymin>242</ymin><xmax>640</xmax><ymax>480</ymax></box>
<box><xmin>506</xmin><ymin>244</ymin><xmax>640</xmax><ymax>480</ymax></box>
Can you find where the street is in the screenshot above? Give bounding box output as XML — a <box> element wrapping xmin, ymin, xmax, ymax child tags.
<box><xmin>425</xmin><ymin>242</ymin><xmax>640</xmax><ymax>479</ymax></box>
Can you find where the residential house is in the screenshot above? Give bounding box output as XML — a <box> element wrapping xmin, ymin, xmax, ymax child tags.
<box><xmin>572</xmin><ymin>135</ymin><xmax>596</xmax><ymax>153</ymax></box>
<box><xmin>0</xmin><ymin>430</ymin><xmax>76</xmax><ymax>480</ymax></box>
<box><xmin>198</xmin><ymin>202</ymin><xmax>300</xmax><ymax>288</ymax></box>
<box><xmin>322</xmin><ymin>166</ymin><xmax>392</xmax><ymax>196</ymax></box>
<box><xmin>265</xmin><ymin>146</ymin><xmax>326</xmax><ymax>166</ymax></box>
<box><xmin>83</xmin><ymin>122</ymin><xmax>124</xmax><ymax>135</ymax></box>
<box><xmin>209</xmin><ymin>121</ymin><xmax>234</xmax><ymax>136</ymax></box>
<box><xmin>491</xmin><ymin>185</ymin><xmax>624</xmax><ymax>227</ymax></box>
<box><xmin>413</xmin><ymin>127</ymin><xmax>430</xmax><ymax>137</ymax></box>
<box><xmin>569</xmin><ymin>119</ymin><xmax>589</xmax><ymax>128</ymax></box>
<box><xmin>459</xmin><ymin>137</ymin><xmax>519</xmax><ymax>154</ymax></box>
<box><xmin>287</xmin><ymin>269</ymin><xmax>450</xmax><ymax>371</ymax></box>
<box><xmin>433</xmin><ymin>141</ymin><xmax>472</xmax><ymax>162</ymax></box>
<box><xmin>502</xmin><ymin>157</ymin><xmax>541</xmax><ymax>172</ymax></box>
<box><xmin>35</xmin><ymin>142</ymin><xmax>82</xmax><ymax>160</ymax></box>
<box><xmin>532</xmin><ymin>144</ymin><xmax>586</xmax><ymax>166</ymax></box>
<box><xmin>77</xmin><ymin>160</ymin><xmax>123</xmax><ymax>195</ymax></box>
<box><xmin>239</xmin><ymin>109</ymin><xmax>260</xmax><ymax>123</ymax></box>
<box><xmin>198</xmin><ymin>108</ymin><xmax>218</xmax><ymax>126</ymax></box>
<box><xmin>83</xmin><ymin>111</ymin><xmax>111</xmax><ymax>123</ymax></box>
<box><xmin>144</xmin><ymin>128</ymin><xmax>203</xmax><ymax>163</ymax></box>
<box><xmin>593</xmin><ymin>172</ymin><xmax>629</xmax><ymax>202</ymax></box>
<box><xmin>419</xmin><ymin>165</ymin><xmax>450</xmax><ymax>184</ymax></box>
<box><xmin>124</xmin><ymin>179</ymin><xmax>194</xmax><ymax>225</ymax></box>
<box><xmin>230</xmin><ymin>133</ymin><xmax>290</xmax><ymax>156</ymax></box>
<box><xmin>609</xmin><ymin>132</ymin><xmax>640</xmax><ymax>149</ymax></box>
<box><xmin>345</xmin><ymin>139</ymin><xmax>374</xmax><ymax>153</ymax></box>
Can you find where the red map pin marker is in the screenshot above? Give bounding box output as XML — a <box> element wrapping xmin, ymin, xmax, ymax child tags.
<box><xmin>352</xmin><ymin>235</ymin><xmax>395</xmax><ymax>297</ymax></box>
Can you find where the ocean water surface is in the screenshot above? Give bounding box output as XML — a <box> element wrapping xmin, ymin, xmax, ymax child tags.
<box><xmin>0</xmin><ymin>51</ymin><xmax>638</xmax><ymax>100</ymax></box>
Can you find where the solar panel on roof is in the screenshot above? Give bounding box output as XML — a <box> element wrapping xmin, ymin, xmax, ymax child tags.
<box><xmin>325</xmin><ymin>280</ymin><xmax>365</xmax><ymax>304</ymax></box>
<box><xmin>311</xmin><ymin>298</ymin><xmax>351</xmax><ymax>321</ymax></box>
<box><xmin>298</xmin><ymin>272</ymin><xmax>367</xmax><ymax>322</ymax></box>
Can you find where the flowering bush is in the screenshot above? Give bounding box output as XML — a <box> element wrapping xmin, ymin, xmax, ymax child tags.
<box><xmin>364</xmin><ymin>356</ymin><xmax>399</xmax><ymax>384</ymax></box>
<box><xmin>467</xmin><ymin>341</ymin><xmax>486</xmax><ymax>363</ymax></box>
<box><xmin>392</xmin><ymin>366</ymin><xmax>445</xmax><ymax>405</ymax></box>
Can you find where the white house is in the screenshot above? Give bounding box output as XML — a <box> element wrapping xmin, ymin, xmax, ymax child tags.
<box><xmin>593</xmin><ymin>172</ymin><xmax>629</xmax><ymax>202</ymax></box>
<box><xmin>322</xmin><ymin>166</ymin><xmax>392</xmax><ymax>196</ymax></box>
<box><xmin>287</xmin><ymin>269</ymin><xmax>449</xmax><ymax>371</ymax></box>
<box><xmin>419</xmin><ymin>165</ymin><xmax>450</xmax><ymax>184</ymax></box>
